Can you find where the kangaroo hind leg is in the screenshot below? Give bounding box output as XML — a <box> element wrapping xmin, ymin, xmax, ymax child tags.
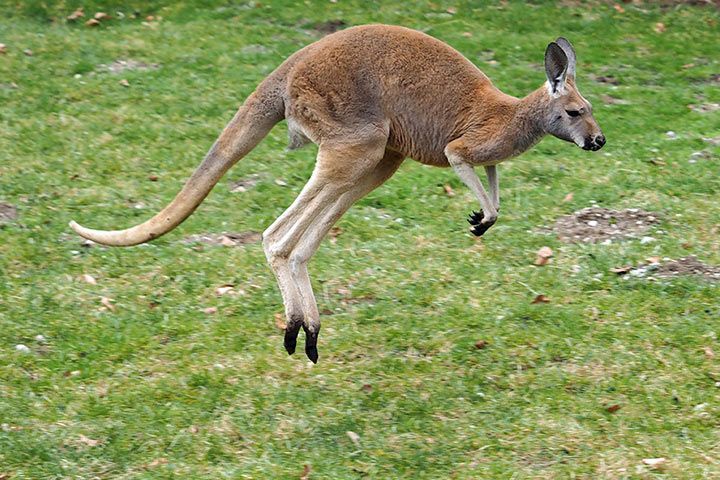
<box><xmin>263</xmin><ymin>136</ymin><xmax>394</xmax><ymax>362</ymax></box>
<box><xmin>287</xmin><ymin>149</ymin><xmax>403</xmax><ymax>362</ymax></box>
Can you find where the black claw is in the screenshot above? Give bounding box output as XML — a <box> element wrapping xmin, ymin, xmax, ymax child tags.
<box><xmin>470</xmin><ymin>219</ymin><xmax>496</xmax><ymax>237</ymax></box>
<box><xmin>284</xmin><ymin>319</ymin><xmax>302</xmax><ymax>355</ymax></box>
<box><xmin>303</xmin><ymin>325</ymin><xmax>320</xmax><ymax>364</ymax></box>
<box><xmin>467</xmin><ymin>210</ymin><xmax>484</xmax><ymax>225</ymax></box>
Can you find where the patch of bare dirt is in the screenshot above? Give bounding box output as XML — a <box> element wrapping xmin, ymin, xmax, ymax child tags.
<box><xmin>589</xmin><ymin>73</ymin><xmax>620</xmax><ymax>85</ymax></box>
<box><xmin>0</xmin><ymin>203</ymin><xmax>18</xmax><ymax>223</ymax></box>
<box><xmin>689</xmin><ymin>102</ymin><xmax>720</xmax><ymax>113</ymax></box>
<box><xmin>615</xmin><ymin>256</ymin><xmax>720</xmax><ymax>281</ymax></box>
<box><xmin>183</xmin><ymin>231</ymin><xmax>261</xmax><ymax>247</ymax></box>
<box><xmin>229</xmin><ymin>174</ymin><xmax>260</xmax><ymax>193</ymax></box>
<box><xmin>240</xmin><ymin>44</ymin><xmax>270</xmax><ymax>55</ymax></box>
<box><xmin>312</xmin><ymin>20</ymin><xmax>347</xmax><ymax>35</ymax></box>
<box><xmin>706</xmin><ymin>73</ymin><xmax>720</xmax><ymax>84</ymax></box>
<box><xmin>655</xmin><ymin>256</ymin><xmax>720</xmax><ymax>280</ymax></box>
<box><xmin>572</xmin><ymin>0</ymin><xmax>720</xmax><ymax>6</ymax></box>
<box><xmin>555</xmin><ymin>207</ymin><xmax>660</xmax><ymax>243</ymax></box>
<box><xmin>100</xmin><ymin>59</ymin><xmax>160</xmax><ymax>74</ymax></box>
<box><xmin>703</xmin><ymin>135</ymin><xmax>720</xmax><ymax>146</ymax></box>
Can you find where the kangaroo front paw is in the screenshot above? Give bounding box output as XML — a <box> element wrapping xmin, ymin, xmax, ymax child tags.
<box><xmin>469</xmin><ymin>218</ymin><xmax>497</xmax><ymax>237</ymax></box>
<box><xmin>467</xmin><ymin>210</ymin><xmax>497</xmax><ymax>237</ymax></box>
<box><xmin>467</xmin><ymin>210</ymin><xmax>484</xmax><ymax>225</ymax></box>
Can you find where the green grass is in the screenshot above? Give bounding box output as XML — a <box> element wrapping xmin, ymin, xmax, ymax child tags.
<box><xmin>1</xmin><ymin>1</ymin><xmax>719</xmax><ymax>478</ymax></box>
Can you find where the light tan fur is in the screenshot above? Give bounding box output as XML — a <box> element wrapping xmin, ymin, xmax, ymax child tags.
<box><xmin>70</xmin><ymin>25</ymin><xmax>605</xmax><ymax>362</ymax></box>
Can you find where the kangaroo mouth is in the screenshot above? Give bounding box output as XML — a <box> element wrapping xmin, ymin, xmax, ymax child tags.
<box><xmin>582</xmin><ymin>137</ymin><xmax>605</xmax><ymax>151</ymax></box>
<box><xmin>582</xmin><ymin>142</ymin><xmax>601</xmax><ymax>151</ymax></box>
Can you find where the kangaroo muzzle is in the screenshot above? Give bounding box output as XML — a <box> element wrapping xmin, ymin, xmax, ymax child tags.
<box><xmin>583</xmin><ymin>134</ymin><xmax>606</xmax><ymax>151</ymax></box>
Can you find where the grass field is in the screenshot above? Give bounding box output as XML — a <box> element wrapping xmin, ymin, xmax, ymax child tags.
<box><xmin>1</xmin><ymin>1</ymin><xmax>719</xmax><ymax>478</ymax></box>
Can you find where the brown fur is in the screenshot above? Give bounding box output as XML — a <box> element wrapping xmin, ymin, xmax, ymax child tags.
<box><xmin>70</xmin><ymin>25</ymin><xmax>604</xmax><ymax>362</ymax></box>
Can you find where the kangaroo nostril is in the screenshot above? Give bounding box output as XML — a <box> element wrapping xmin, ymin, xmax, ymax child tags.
<box><xmin>596</xmin><ymin>135</ymin><xmax>606</xmax><ymax>147</ymax></box>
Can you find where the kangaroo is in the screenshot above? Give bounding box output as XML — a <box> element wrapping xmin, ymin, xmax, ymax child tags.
<box><xmin>70</xmin><ymin>25</ymin><xmax>605</xmax><ymax>363</ymax></box>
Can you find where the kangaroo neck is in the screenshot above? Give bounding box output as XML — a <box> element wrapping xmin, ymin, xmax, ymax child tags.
<box><xmin>505</xmin><ymin>86</ymin><xmax>549</xmax><ymax>155</ymax></box>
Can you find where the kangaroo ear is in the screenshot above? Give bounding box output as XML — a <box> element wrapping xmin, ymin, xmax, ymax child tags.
<box><xmin>555</xmin><ymin>37</ymin><xmax>576</xmax><ymax>78</ymax></box>
<box><xmin>544</xmin><ymin>42</ymin><xmax>568</xmax><ymax>95</ymax></box>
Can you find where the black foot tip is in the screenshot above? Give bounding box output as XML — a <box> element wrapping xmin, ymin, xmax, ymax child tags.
<box><xmin>470</xmin><ymin>222</ymin><xmax>494</xmax><ymax>237</ymax></box>
<box><xmin>284</xmin><ymin>331</ymin><xmax>299</xmax><ymax>355</ymax></box>
<box><xmin>306</xmin><ymin>347</ymin><xmax>319</xmax><ymax>363</ymax></box>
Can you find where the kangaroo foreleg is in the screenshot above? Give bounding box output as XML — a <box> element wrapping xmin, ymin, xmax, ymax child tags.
<box><xmin>446</xmin><ymin>152</ymin><xmax>498</xmax><ymax>237</ymax></box>
<box><xmin>484</xmin><ymin>165</ymin><xmax>500</xmax><ymax>211</ymax></box>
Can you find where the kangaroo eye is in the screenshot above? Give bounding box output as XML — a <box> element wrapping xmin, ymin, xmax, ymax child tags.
<box><xmin>566</xmin><ymin>110</ymin><xmax>581</xmax><ymax>117</ymax></box>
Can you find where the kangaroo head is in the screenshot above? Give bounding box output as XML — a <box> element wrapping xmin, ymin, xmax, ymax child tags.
<box><xmin>543</xmin><ymin>38</ymin><xmax>605</xmax><ymax>151</ymax></box>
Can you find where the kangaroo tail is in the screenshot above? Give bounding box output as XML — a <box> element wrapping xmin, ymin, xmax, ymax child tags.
<box><xmin>69</xmin><ymin>91</ymin><xmax>283</xmax><ymax>247</ymax></box>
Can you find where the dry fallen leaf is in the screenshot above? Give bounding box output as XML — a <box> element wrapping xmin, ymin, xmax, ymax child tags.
<box><xmin>274</xmin><ymin>178</ymin><xmax>288</xmax><ymax>186</ymax></box>
<box><xmin>78</xmin><ymin>434</ymin><xmax>101</xmax><ymax>447</ymax></box>
<box><xmin>346</xmin><ymin>431</ymin><xmax>361</xmax><ymax>447</ymax></box>
<box><xmin>446</xmin><ymin>7</ymin><xmax>457</xmax><ymax>14</ymax></box>
<box><xmin>146</xmin><ymin>458</ymin><xmax>168</xmax><ymax>468</ymax></box>
<box><xmin>300</xmin><ymin>464</ymin><xmax>312</xmax><ymax>480</ymax></box>
<box><xmin>148</xmin><ymin>174</ymin><xmax>159</xmax><ymax>182</ymax></box>
<box><xmin>443</xmin><ymin>184</ymin><xmax>455</xmax><ymax>197</ymax></box>
<box><xmin>654</xmin><ymin>22</ymin><xmax>666</xmax><ymax>33</ymax></box>
<box><xmin>534</xmin><ymin>246</ymin><xmax>553</xmax><ymax>266</ymax></box>
<box><xmin>562</xmin><ymin>192</ymin><xmax>574</xmax><ymax>203</ymax></box>
<box><xmin>82</xmin><ymin>274</ymin><xmax>97</xmax><ymax>285</ymax></box>
<box><xmin>329</xmin><ymin>226</ymin><xmax>343</xmax><ymax>244</ymax></box>
<box><xmin>188</xmin><ymin>425</ymin><xmax>199</xmax><ymax>434</ymax></box>
<box><xmin>600</xmin><ymin>94</ymin><xmax>630</xmax><ymax>105</ymax></box>
<box><xmin>646</xmin><ymin>256</ymin><xmax>660</xmax><ymax>264</ymax></box>
<box><xmin>94</xmin><ymin>12</ymin><xmax>111</xmax><ymax>21</ymax></box>
<box><xmin>203</xmin><ymin>307</ymin><xmax>218</xmax><ymax>315</ymax></box>
<box><xmin>23</xmin><ymin>49</ymin><xmax>33</xmax><ymax>56</ymax></box>
<box><xmin>0</xmin><ymin>44</ymin><xmax>7</xmax><ymax>54</ymax></box>
<box><xmin>220</xmin><ymin>236</ymin><xmax>236</xmax><ymax>247</ymax></box>
<box><xmin>613</xmin><ymin>3</ymin><xmax>625</xmax><ymax>13</ymax></box>
<box><xmin>642</xmin><ymin>457</ymin><xmax>666</xmax><ymax>468</ymax></box>
<box><xmin>274</xmin><ymin>312</ymin><xmax>287</xmax><ymax>330</ymax></box>
<box><xmin>704</xmin><ymin>346</ymin><xmax>715</xmax><ymax>359</ymax></box>
<box><xmin>610</xmin><ymin>265</ymin><xmax>633</xmax><ymax>275</ymax></box>
<box><xmin>119</xmin><ymin>79</ymin><xmax>130</xmax><ymax>87</ymax></box>
<box><xmin>462</xmin><ymin>31</ymin><xmax>473</xmax><ymax>38</ymax></box>
<box><xmin>360</xmin><ymin>383</ymin><xmax>373</xmax><ymax>393</ymax></box>
<box><xmin>100</xmin><ymin>296</ymin><xmax>115</xmax><ymax>311</ymax></box>
<box><xmin>96</xmin><ymin>384</ymin><xmax>109</xmax><ymax>397</ymax></box>
<box><xmin>67</xmin><ymin>8</ymin><xmax>85</xmax><ymax>21</ymax></box>
<box><xmin>474</xmin><ymin>340</ymin><xmax>488</xmax><ymax>349</ymax></box>
<box><xmin>85</xmin><ymin>18</ymin><xmax>101</xmax><ymax>27</ymax></box>
<box><xmin>215</xmin><ymin>284</ymin><xmax>235</xmax><ymax>296</ymax></box>
<box><xmin>606</xmin><ymin>404</ymin><xmax>622</xmax><ymax>413</ymax></box>
<box><xmin>531</xmin><ymin>294</ymin><xmax>550</xmax><ymax>304</ymax></box>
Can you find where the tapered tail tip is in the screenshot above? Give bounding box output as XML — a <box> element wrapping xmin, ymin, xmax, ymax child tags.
<box><xmin>69</xmin><ymin>220</ymin><xmax>103</xmax><ymax>244</ymax></box>
<box><xmin>69</xmin><ymin>220</ymin><xmax>87</xmax><ymax>238</ymax></box>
